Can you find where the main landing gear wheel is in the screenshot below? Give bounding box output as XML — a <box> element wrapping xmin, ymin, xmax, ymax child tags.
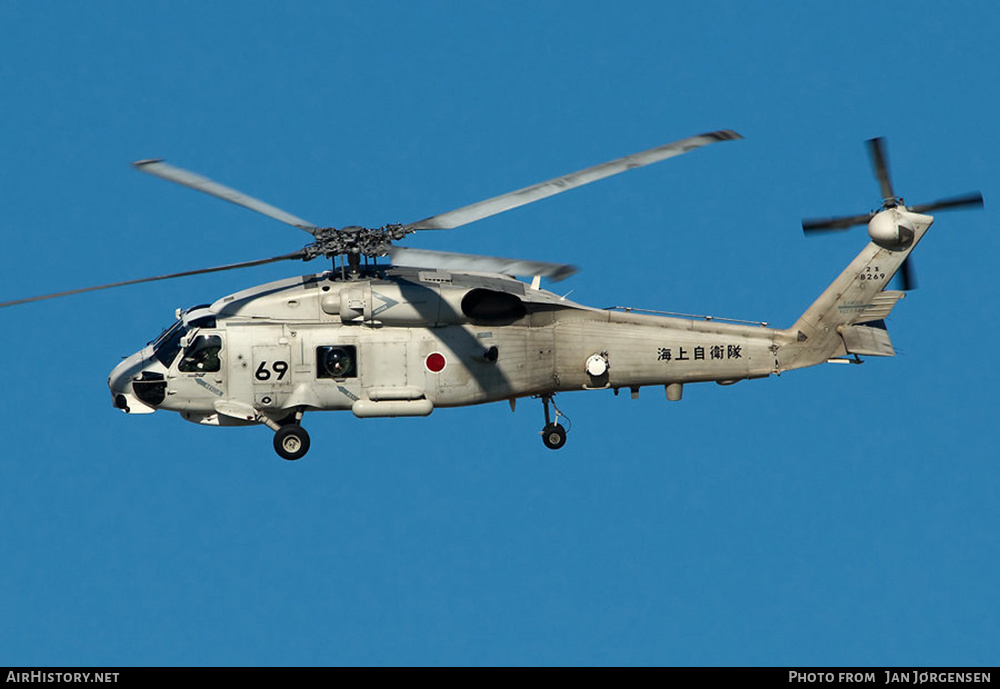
<box><xmin>274</xmin><ymin>424</ymin><xmax>310</xmax><ymax>461</ymax></box>
<box><xmin>542</xmin><ymin>423</ymin><xmax>567</xmax><ymax>450</ymax></box>
<box><xmin>537</xmin><ymin>393</ymin><xmax>570</xmax><ymax>450</ymax></box>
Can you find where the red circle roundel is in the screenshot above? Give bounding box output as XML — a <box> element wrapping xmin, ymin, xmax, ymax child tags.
<box><xmin>425</xmin><ymin>352</ymin><xmax>446</xmax><ymax>373</ymax></box>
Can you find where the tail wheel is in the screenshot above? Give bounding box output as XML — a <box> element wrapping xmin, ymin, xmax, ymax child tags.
<box><xmin>541</xmin><ymin>423</ymin><xmax>567</xmax><ymax>450</ymax></box>
<box><xmin>274</xmin><ymin>424</ymin><xmax>310</xmax><ymax>461</ymax></box>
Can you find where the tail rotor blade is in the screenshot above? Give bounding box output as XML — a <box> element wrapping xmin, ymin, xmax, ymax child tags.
<box><xmin>802</xmin><ymin>212</ymin><xmax>874</xmax><ymax>233</ymax></box>
<box><xmin>898</xmin><ymin>255</ymin><xmax>916</xmax><ymax>291</ymax></box>
<box><xmin>908</xmin><ymin>191</ymin><xmax>984</xmax><ymax>215</ymax></box>
<box><xmin>866</xmin><ymin>137</ymin><xmax>895</xmax><ymax>201</ymax></box>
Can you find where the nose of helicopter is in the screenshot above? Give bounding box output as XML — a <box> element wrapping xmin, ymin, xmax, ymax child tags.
<box><xmin>108</xmin><ymin>349</ymin><xmax>159</xmax><ymax>415</ymax></box>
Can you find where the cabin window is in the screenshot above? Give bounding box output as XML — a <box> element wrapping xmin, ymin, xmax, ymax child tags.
<box><xmin>317</xmin><ymin>345</ymin><xmax>357</xmax><ymax>379</ymax></box>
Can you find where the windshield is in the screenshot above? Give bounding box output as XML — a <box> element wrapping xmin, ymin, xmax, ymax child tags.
<box><xmin>152</xmin><ymin>321</ymin><xmax>188</xmax><ymax>368</ymax></box>
<box><xmin>150</xmin><ymin>320</ymin><xmax>181</xmax><ymax>348</ymax></box>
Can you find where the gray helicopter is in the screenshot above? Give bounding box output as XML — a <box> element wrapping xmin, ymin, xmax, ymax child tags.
<box><xmin>1</xmin><ymin>133</ymin><xmax>983</xmax><ymax>459</ymax></box>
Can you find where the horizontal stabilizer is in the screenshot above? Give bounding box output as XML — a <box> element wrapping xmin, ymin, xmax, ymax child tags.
<box><xmin>839</xmin><ymin>320</ymin><xmax>895</xmax><ymax>357</ymax></box>
<box><xmin>847</xmin><ymin>290</ymin><xmax>905</xmax><ymax>324</ymax></box>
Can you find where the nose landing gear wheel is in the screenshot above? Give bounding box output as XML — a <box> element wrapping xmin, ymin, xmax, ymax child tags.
<box><xmin>274</xmin><ymin>424</ymin><xmax>310</xmax><ymax>461</ymax></box>
<box><xmin>541</xmin><ymin>423</ymin><xmax>567</xmax><ymax>450</ymax></box>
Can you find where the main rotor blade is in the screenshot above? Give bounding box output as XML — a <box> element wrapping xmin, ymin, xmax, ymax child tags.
<box><xmin>908</xmin><ymin>191</ymin><xmax>984</xmax><ymax>215</ymax></box>
<box><xmin>389</xmin><ymin>246</ymin><xmax>576</xmax><ymax>282</ymax></box>
<box><xmin>802</xmin><ymin>212</ymin><xmax>874</xmax><ymax>233</ymax></box>
<box><xmin>866</xmin><ymin>137</ymin><xmax>895</xmax><ymax>201</ymax></box>
<box><xmin>133</xmin><ymin>160</ymin><xmax>321</xmax><ymax>234</ymax></box>
<box><xmin>0</xmin><ymin>251</ymin><xmax>307</xmax><ymax>309</ymax></box>
<box><xmin>403</xmin><ymin>130</ymin><xmax>742</xmax><ymax>232</ymax></box>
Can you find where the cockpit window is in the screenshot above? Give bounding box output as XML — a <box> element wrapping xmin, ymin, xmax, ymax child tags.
<box><xmin>187</xmin><ymin>315</ymin><xmax>216</xmax><ymax>329</ymax></box>
<box><xmin>178</xmin><ymin>334</ymin><xmax>222</xmax><ymax>373</ymax></box>
<box><xmin>151</xmin><ymin>320</ymin><xmax>181</xmax><ymax>348</ymax></box>
<box><xmin>153</xmin><ymin>322</ymin><xmax>188</xmax><ymax>368</ymax></box>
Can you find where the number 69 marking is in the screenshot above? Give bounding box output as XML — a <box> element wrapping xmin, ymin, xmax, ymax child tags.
<box><xmin>255</xmin><ymin>360</ymin><xmax>289</xmax><ymax>381</ymax></box>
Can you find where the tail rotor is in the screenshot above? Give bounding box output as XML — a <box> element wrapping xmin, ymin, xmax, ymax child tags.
<box><xmin>801</xmin><ymin>137</ymin><xmax>984</xmax><ymax>290</ymax></box>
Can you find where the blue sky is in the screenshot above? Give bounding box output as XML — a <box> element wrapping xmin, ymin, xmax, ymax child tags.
<box><xmin>1</xmin><ymin>2</ymin><xmax>997</xmax><ymax>666</ymax></box>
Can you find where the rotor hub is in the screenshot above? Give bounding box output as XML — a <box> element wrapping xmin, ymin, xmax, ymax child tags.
<box><xmin>867</xmin><ymin>209</ymin><xmax>912</xmax><ymax>247</ymax></box>
<box><xmin>304</xmin><ymin>223</ymin><xmax>409</xmax><ymax>261</ymax></box>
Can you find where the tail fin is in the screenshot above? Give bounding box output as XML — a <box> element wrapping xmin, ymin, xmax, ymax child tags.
<box><xmin>777</xmin><ymin>211</ymin><xmax>932</xmax><ymax>371</ymax></box>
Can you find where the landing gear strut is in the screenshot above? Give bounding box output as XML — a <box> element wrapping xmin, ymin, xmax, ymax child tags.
<box><xmin>538</xmin><ymin>394</ymin><xmax>569</xmax><ymax>450</ymax></box>
<box><xmin>273</xmin><ymin>423</ymin><xmax>310</xmax><ymax>461</ymax></box>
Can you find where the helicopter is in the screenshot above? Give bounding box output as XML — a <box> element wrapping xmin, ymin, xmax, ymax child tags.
<box><xmin>0</xmin><ymin>132</ymin><xmax>984</xmax><ymax>460</ymax></box>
